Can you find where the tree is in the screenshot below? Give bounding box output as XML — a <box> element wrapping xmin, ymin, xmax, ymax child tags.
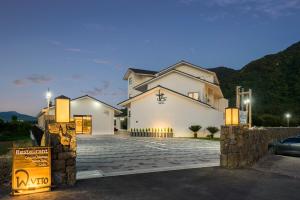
<box><xmin>0</xmin><ymin>118</ymin><xmax>4</xmax><ymax>129</ymax></box>
<box><xmin>11</xmin><ymin>115</ymin><xmax>18</xmax><ymax>122</ymax></box>
<box><xmin>206</xmin><ymin>126</ymin><xmax>219</xmax><ymax>139</ymax></box>
<box><xmin>189</xmin><ymin>125</ymin><xmax>202</xmax><ymax>138</ymax></box>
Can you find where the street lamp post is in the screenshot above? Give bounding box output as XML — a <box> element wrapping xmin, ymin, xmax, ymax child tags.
<box><xmin>46</xmin><ymin>88</ymin><xmax>52</xmax><ymax>110</ymax></box>
<box><xmin>45</xmin><ymin>88</ymin><xmax>52</xmax><ymax>146</ymax></box>
<box><xmin>285</xmin><ymin>113</ymin><xmax>291</xmax><ymax>127</ymax></box>
<box><xmin>236</xmin><ymin>86</ymin><xmax>252</xmax><ymax>128</ymax></box>
<box><xmin>243</xmin><ymin>98</ymin><xmax>251</xmax><ymax>128</ymax></box>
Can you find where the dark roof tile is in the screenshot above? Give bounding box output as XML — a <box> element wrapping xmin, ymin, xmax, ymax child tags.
<box><xmin>129</xmin><ymin>68</ymin><xmax>157</xmax><ymax>75</ymax></box>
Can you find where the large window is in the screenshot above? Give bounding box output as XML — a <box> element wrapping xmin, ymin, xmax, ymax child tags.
<box><xmin>188</xmin><ymin>92</ymin><xmax>199</xmax><ymax>100</ymax></box>
<box><xmin>74</xmin><ymin>115</ymin><xmax>92</xmax><ymax>134</ymax></box>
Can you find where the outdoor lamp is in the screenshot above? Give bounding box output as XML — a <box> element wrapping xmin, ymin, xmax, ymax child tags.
<box><xmin>55</xmin><ymin>95</ymin><xmax>70</xmax><ymax>123</ymax></box>
<box><xmin>225</xmin><ymin>107</ymin><xmax>240</xmax><ymax>126</ymax></box>
<box><xmin>46</xmin><ymin>90</ymin><xmax>52</xmax><ymax>100</ymax></box>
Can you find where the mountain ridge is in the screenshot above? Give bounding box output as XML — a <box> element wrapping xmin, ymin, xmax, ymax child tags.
<box><xmin>0</xmin><ymin>111</ymin><xmax>36</xmax><ymax>122</ymax></box>
<box><xmin>209</xmin><ymin>41</ymin><xmax>300</xmax><ymax>126</ymax></box>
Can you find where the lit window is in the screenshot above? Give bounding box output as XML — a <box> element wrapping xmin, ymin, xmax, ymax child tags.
<box><xmin>74</xmin><ymin>115</ymin><xmax>92</xmax><ymax>134</ymax></box>
<box><xmin>188</xmin><ymin>92</ymin><xmax>199</xmax><ymax>100</ymax></box>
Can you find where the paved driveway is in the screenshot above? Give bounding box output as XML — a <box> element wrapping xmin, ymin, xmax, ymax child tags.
<box><xmin>76</xmin><ymin>135</ymin><xmax>220</xmax><ymax>179</ymax></box>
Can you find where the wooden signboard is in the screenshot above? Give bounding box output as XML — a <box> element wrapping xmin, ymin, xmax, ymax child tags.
<box><xmin>12</xmin><ymin>147</ymin><xmax>51</xmax><ymax>195</ymax></box>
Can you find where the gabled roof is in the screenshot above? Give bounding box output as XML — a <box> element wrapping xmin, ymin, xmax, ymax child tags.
<box><xmin>55</xmin><ymin>95</ymin><xmax>70</xmax><ymax>99</ymax></box>
<box><xmin>118</xmin><ymin>85</ymin><xmax>215</xmax><ymax>109</ymax></box>
<box><xmin>72</xmin><ymin>95</ymin><xmax>122</xmax><ymax>113</ymax></box>
<box><xmin>133</xmin><ymin>69</ymin><xmax>223</xmax><ymax>97</ymax></box>
<box><xmin>129</xmin><ymin>68</ymin><xmax>158</xmax><ymax>75</ymax></box>
<box><xmin>123</xmin><ymin>60</ymin><xmax>220</xmax><ymax>84</ymax></box>
<box><xmin>158</xmin><ymin>60</ymin><xmax>216</xmax><ymax>77</ymax></box>
<box><xmin>123</xmin><ymin>68</ymin><xmax>158</xmax><ymax>80</ymax></box>
<box><xmin>41</xmin><ymin>95</ymin><xmax>121</xmax><ymax>113</ymax></box>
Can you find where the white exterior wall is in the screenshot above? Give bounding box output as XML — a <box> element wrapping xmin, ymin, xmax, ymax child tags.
<box><xmin>43</xmin><ymin>98</ymin><xmax>115</xmax><ymax>135</ymax></box>
<box><xmin>129</xmin><ymin>89</ymin><xmax>224</xmax><ymax>137</ymax></box>
<box><xmin>175</xmin><ymin>65</ymin><xmax>215</xmax><ymax>83</ymax></box>
<box><xmin>147</xmin><ymin>72</ymin><xmax>206</xmax><ymax>101</ymax></box>
<box><xmin>128</xmin><ymin>73</ymin><xmax>153</xmax><ymax>97</ymax></box>
<box><xmin>71</xmin><ymin>97</ymin><xmax>114</xmax><ymax>135</ymax></box>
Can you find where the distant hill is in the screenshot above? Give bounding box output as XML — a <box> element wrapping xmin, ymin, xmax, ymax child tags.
<box><xmin>210</xmin><ymin>41</ymin><xmax>300</xmax><ymax>126</ymax></box>
<box><xmin>0</xmin><ymin>111</ymin><xmax>36</xmax><ymax>122</ymax></box>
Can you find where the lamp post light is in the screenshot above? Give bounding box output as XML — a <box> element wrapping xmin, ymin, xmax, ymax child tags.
<box><xmin>285</xmin><ymin>113</ymin><xmax>291</xmax><ymax>127</ymax></box>
<box><xmin>46</xmin><ymin>89</ymin><xmax>52</xmax><ymax>110</ymax></box>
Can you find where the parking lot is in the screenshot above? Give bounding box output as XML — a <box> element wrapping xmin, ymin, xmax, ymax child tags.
<box><xmin>76</xmin><ymin>135</ymin><xmax>220</xmax><ymax>179</ymax></box>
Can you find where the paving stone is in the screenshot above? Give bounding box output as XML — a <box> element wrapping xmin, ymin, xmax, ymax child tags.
<box><xmin>76</xmin><ymin>135</ymin><xmax>220</xmax><ymax>175</ymax></box>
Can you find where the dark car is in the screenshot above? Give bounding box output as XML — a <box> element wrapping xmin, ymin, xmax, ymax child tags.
<box><xmin>272</xmin><ymin>137</ymin><xmax>300</xmax><ymax>157</ymax></box>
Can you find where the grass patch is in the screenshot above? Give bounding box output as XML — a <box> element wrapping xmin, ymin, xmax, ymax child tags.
<box><xmin>196</xmin><ymin>137</ymin><xmax>220</xmax><ymax>141</ymax></box>
<box><xmin>0</xmin><ymin>139</ymin><xmax>32</xmax><ymax>156</ymax></box>
<box><xmin>0</xmin><ymin>134</ymin><xmax>30</xmax><ymax>142</ymax></box>
<box><xmin>0</xmin><ymin>131</ymin><xmax>30</xmax><ymax>142</ymax></box>
<box><xmin>0</xmin><ymin>142</ymin><xmax>12</xmax><ymax>155</ymax></box>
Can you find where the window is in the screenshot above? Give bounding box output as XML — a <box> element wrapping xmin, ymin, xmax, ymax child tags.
<box><xmin>74</xmin><ymin>115</ymin><xmax>92</xmax><ymax>134</ymax></box>
<box><xmin>129</xmin><ymin>78</ymin><xmax>132</xmax><ymax>85</ymax></box>
<box><xmin>188</xmin><ymin>92</ymin><xmax>199</xmax><ymax>100</ymax></box>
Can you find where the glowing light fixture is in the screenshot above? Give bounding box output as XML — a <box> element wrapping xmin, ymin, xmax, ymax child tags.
<box><xmin>243</xmin><ymin>98</ymin><xmax>250</xmax><ymax>104</ymax></box>
<box><xmin>55</xmin><ymin>95</ymin><xmax>70</xmax><ymax>123</ymax></box>
<box><xmin>46</xmin><ymin>88</ymin><xmax>52</xmax><ymax>108</ymax></box>
<box><xmin>46</xmin><ymin>90</ymin><xmax>52</xmax><ymax>100</ymax></box>
<box><xmin>225</xmin><ymin>107</ymin><xmax>239</xmax><ymax>126</ymax></box>
<box><xmin>285</xmin><ymin>113</ymin><xmax>291</xmax><ymax>127</ymax></box>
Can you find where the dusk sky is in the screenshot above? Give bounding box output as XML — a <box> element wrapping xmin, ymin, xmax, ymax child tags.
<box><xmin>1</xmin><ymin>0</ymin><xmax>300</xmax><ymax>116</ymax></box>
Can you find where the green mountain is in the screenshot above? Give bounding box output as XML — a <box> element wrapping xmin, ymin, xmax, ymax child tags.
<box><xmin>0</xmin><ymin>111</ymin><xmax>36</xmax><ymax>122</ymax></box>
<box><xmin>210</xmin><ymin>41</ymin><xmax>300</xmax><ymax>126</ymax></box>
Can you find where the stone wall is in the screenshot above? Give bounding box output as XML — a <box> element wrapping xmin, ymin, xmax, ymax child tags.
<box><xmin>220</xmin><ymin>126</ymin><xmax>300</xmax><ymax>168</ymax></box>
<box><xmin>50</xmin><ymin>133</ymin><xmax>76</xmax><ymax>186</ymax></box>
<box><xmin>45</xmin><ymin>122</ymin><xmax>77</xmax><ymax>187</ymax></box>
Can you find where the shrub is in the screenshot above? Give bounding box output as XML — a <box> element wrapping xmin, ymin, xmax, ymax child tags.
<box><xmin>206</xmin><ymin>126</ymin><xmax>219</xmax><ymax>139</ymax></box>
<box><xmin>189</xmin><ymin>125</ymin><xmax>202</xmax><ymax>138</ymax></box>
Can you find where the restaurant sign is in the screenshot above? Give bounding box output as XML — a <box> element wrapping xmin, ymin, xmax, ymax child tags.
<box><xmin>12</xmin><ymin>147</ymin><xmax>51</xmax><ymax>195</ymax></box>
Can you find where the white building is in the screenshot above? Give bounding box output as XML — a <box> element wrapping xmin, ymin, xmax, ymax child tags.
<box><xmin>118</xmin><ymin>60</ymin><xmax>228</xmax><ymax>137</ymax></box>
<box><xmin>38</xmin><ymin>95</ymin><xmax>121</xmax><ymax>135</ymax></box>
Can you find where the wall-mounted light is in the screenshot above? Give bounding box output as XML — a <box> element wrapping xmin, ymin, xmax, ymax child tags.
<box><xmin>55</xmin><ymin>95</ymin><xmax>70</xmax><ymax>123</ymax></box>
<box><xmin>225</xmin><ymin>107</ymin><xmax>239</xmax><ymax>126</ymax></box>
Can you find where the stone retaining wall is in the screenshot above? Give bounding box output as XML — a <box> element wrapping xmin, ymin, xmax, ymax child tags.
<box><xmin>44</xmin><ymin>121</ymin><xmax>77</xmax><ymax>187</ymax></box>
<box><xmin>49</xmin><ymin>133</ymin><xmax>76</xmax><ymax>186</ymax></box>
<box><xmin>220</xmin><ymin>126</ymin><xmax>300</xmax><ymax>168</ymax></box>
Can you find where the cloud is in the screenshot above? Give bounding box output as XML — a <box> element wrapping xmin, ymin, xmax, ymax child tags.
<box><xmin>110</xmin><ymin>88</ymin><xmax>127</xmax><ymax>97</ymax></box>
<box><xmin>93</xmin><ymin>59</ymin><xmax>111</xmax><ymax>64</ymax></box>
<box><xmin>13</xmin><ymin>79</ymin><xmax>27</xmax><ymax>86</ymax></box>
<box><xmin>49</xmin><ymin>40</ymin><xmax>61</xmax><ymax>46</ymax></box>
<box><xmin>178</xmin><ymin>0</ymin><xmax>198</xmax><ymax>5</ymax></box>
<box><xmin>81</xmin><ymin>82</ymin><xmax>126</xmax><ymax>97</ymax></box>
<box><xmin>70</xmin><ymin>74</ymin><xmax>83</xmax><ymax>80</ymax></box>
<box><xmin>179</xmin><ymin>0</ymin><xmax>300</xmax><ymax>18</ymax></box>
<box><xmin>81</xmin><ymin>81</ymin><xmax>111</xmax><ymax>96</ymax></box>
<box><xmin>27</xmin><ymin>74</ymin><xmax>52</xmax><ymax>84</ymax></box>
<box><xmin>64</xmin><ymin>48</ymin><xmax>81</xmax><ymax>52</ymax></box>
<box><xmin>83</xmin><ymin>23</ymin><xmax>117</xmax><ymax>32</ymax></box>
<box><xmin>13</xmin><ymin>74</ymin><xmax>52</xmax><ymax>86</ymax></box>
<box><xmin>93</xmin><ymin>59</ymin><xmax>124</xmax><ymax>70</ymax></box>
